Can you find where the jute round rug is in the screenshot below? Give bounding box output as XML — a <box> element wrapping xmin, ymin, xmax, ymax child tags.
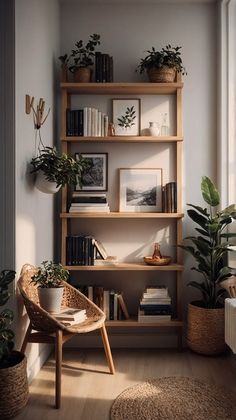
<box><xmin>110</xmin><ymin>377</ymin><xmax>236</xmax><ymax>420</ymax></box>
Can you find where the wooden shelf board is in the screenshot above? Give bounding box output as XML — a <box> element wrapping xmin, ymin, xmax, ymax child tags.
<box><xmin>60</xmin><ymin>212</ymin><xmax>184</xmax><ymax>219</ymax></box>
<box><xmin>65</xmin><ymin>263</ymin><xmax>184</xmax><ymax>271</ymax></box>
<box><xmin>105</xmin><ymin>318</ymin><xmax>183</xmax><ymax>327</ymax></box>
<box><xmin>60</xmin><ymin>82</ymin><xmax>183</xmax><ymax>95</ymax></box>
<box><xmin>61</xmin><ymin>135</ymin><xmax>183</xmax><ymax>143</ymax></box>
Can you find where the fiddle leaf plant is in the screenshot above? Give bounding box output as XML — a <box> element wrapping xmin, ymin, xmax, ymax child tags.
<box><xmin>180</xmin><ymin>176</ymin><xmax>236</xmax><ymax>309</ymax></box>
<box><xmin>0</xmin><ymin>269</ymin><xmax>16</xmax><ymax>366</ymax></box>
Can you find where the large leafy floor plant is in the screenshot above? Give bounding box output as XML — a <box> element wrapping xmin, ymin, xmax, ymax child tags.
<box><xmin>181</xmin><ymin>176</ymin><xmax>236</xmax><ymax>309</ymax></box>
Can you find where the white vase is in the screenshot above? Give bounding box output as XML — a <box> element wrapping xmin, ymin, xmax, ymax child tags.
<box><xmin>35</xmin><ymin>171</ymin><xmax>60</xmax><ymax>194</ymax></box>
<box><xmin>148</xmin><ymin>122</ymin><xmax>160</xmax><ymax>136</ymax></box>
<box><xmin>38</xmin><ymin>287</ymin><xmax>64</xmax><ymax>313</ymax></box>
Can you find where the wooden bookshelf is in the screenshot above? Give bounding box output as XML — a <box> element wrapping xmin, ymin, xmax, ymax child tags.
<box><xmin>60</xmin><ymin>212</ymin><xmax>184</xmax><ymax>219</ymax></box>
<box><xmin>64</xmin><ymin>263</ymin><xmax>184</xmax><ymax>271</ymax></box>
<box><xmin>60</xmin><ymin>82</ymin><xmax>183</xmax><ymax>95</ymax></box>
<box><xmin>61</xmin><ymin>135</ymin><xmax>183</xmax><ymax>143</ymax></box>
<box><xmin>105</xmin><ymin>317</ymin><xmax>183</xmax><ymax>327</ymax></box>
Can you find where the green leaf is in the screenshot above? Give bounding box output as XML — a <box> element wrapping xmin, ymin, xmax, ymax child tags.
<box><xmin>187</xmin><ymin>203</ymin><xmax>209</xmax><ymax>217</ymax></box>
<box><xmin>187</xmin><ymin>209</ymin><xmax>208</xmax><ymax>230</ymax></box>
<box><xmin>201</xmin><ymin>176</ymin><xmax>220</xmax><ymax>207</ymax></box>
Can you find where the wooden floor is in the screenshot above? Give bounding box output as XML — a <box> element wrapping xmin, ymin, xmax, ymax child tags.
<box><xmin>15</xmin><ymin>348</ymin><xmax>236</xmax><ymax>420</ymax></box>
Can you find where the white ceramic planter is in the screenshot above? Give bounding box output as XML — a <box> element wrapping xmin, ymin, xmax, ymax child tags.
<box><xmin>38</xmin><ymin>287</ymin><xmax>64</xmax><ymax>313</ymax></box>
<box><xmin>35</xmin><ymin>171</ymin><xmax>60</xmax><ymax>194</ymax></box>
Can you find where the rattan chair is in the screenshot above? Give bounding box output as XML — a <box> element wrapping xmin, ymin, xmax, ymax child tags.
<box><xmin>18</xmin><ymin>264</ymin><xmax>115</xmax><ymax>409</ymax></box>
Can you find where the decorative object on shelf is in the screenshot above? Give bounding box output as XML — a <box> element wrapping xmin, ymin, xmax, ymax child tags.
<box><xmin>108</xmin><ymin>122</ymin><xmax>115</xmax><ymax>136</ymax></box>
<box><xmin>144</xmin><ymin>243</ymin><xmax>171</xmax><ymax>266</ymax></box>
<box><xmin>31</xmin><ymin>261</ymin><xmax>69</xmax><ymax>313</ymax></box>
<box><xmin>119</xmin><ymin>168</ymin><xmax>163</xmax><ymax>212</ymax></box>
<box><xmin>136</xmin><ymin>44</ymin><xmax>187</xmax><ymax>83</ymax></box>
<box><xmin>148</xmin><ymin>122</ymin><xmax>160</xmax><ymax>136</ymax></box>
<box><xmin>75</xmin><ymin>152</ymin><xmax>108</xmax><ymax>192</ymax></box>
<box><xmin>112</xmin><ymin>98</ymin><xmax>141</xmax><ymax>136</ymax></box>
<box><xmin>58</xmin><ymin>33</ymin><xmax>101</xmax><ymax>83</ymax></box>
<box><xmin>180</xmin><ymin>176</ymin><xmax>236</xmax><ymax>355</ymax></box>
<box><xmin>160</xmin><ymin>112</ymin><xmax>169</xmax><ymax>135</ymax></box>
<box><xmin>0</xmin><ymin>269</ymin><xmax>29</xmax><ymax>419</ymax></box>
<box><xmin>31</xmin><ymin>147</ymin><xmax>87</xmax><ymax>193</ymax></box>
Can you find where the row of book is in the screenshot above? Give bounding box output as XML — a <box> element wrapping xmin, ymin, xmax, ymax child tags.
<box><xmin>95</xmin><ymin>52</ymin><xmax>114</xmax><ymax>83</ymax></box>
<box><xmin>69</xmin><ymin>193</ymin><xmax>110</xmax><ymax>213</ymax></box>
<box><xmin>78</xmin><ymin>286</ymin><xmax>129</xmax><ymax>321</ymax></box>
<box><xmin>66</xmin><ymin>107</ymin><xmax>109</xmax><ymax>137</ymax></box>
<box><xmin>66</xmin><ymin>234</ymin><xmax>116</xmax><ymax>266</ymax></box>
<box><xmin>162</xmin><ymin>182</ymin><xmax>177</xmax><ymax>213</ymax></box>
<box><xmin>138</xmin><ymin>286</ymin><xmax>172</xmax><ymax>322</ymax></box>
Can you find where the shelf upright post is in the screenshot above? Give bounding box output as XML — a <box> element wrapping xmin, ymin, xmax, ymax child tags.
<box><xmin>61</xmin><ymin>88</ymin><xmax>70</xmax><ymax>266</ymax></box>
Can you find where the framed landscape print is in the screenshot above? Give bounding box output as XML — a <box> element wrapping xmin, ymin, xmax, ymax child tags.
<box><xmin>119</xmin><ymin>168</ymin><xmax>163</xmax><ymax>212</ymax></box>
<box><xmin>112</xmin><ymin>98</ymin><xmax>141</xmax><ymax>136</ymax></box>
<box><xmin>75</xmin><ymin>153</ymin><xmax>108</xmax><ymax>191</ymax></box>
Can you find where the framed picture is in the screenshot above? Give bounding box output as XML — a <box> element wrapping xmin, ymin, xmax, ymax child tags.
<box><xmin>119</xmin><ymin>168</ymin><xmax>163</xmax><ymax>212</ymax></box>
<box><xmin>75</xmin><ymin>153</ymin><xmax>108</xmax><ymax>191</ymax></box>
<box><xmin>112</xmin><ymin>98</ymin><xmax>141</xmax><ymax>136</ymax></box>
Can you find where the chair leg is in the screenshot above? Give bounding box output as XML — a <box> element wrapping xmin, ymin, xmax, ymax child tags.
<box><xmin>100</xmin><ymin>324</ymin><xmax>115</xmax><ymax>374</ymax></box>
<box><xmin>55</xmin><ymin>329</ymin><xmax>63</xmax><ymax>409</ymax></box>
<box><xmin>21</xmin><ymin>323</ymin><xmax>32</xmax><ymax>353</ymax></box>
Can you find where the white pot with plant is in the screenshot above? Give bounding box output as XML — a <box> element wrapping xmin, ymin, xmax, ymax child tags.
<box><xmin>136</xmin><ymin>44</ymin><xmax>187</xmax><ymax>83</ymax></box>
<box><xmin>58</xmin><ymin>33</ymin><xmax>101</xmax><ymax>83</ymax></box>
<box><xmin>31</xmin><ymin>261</ymin><xmax>69</xmax><ymax>313</ymax></box>
<box><xmin>30</xmin><ymin>147</ymin><xmax>87</xmax><ymax>194</ymax></box>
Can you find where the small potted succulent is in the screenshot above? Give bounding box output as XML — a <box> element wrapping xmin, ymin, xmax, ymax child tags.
<box><xmin>30</xmin><ymin>146</ymin><xmax>87</xmax><ymax>194</ymax></box>
<box><xmin>31</xmin><ymin>261</ymin><xmax>69</xmax><ymax>313</ymax></box>
<box><xmin>58</xmin><ymin>33</ymin><xmax>101</xmax><ymax>83</ymax></box>
<box><xmin>136</xmin><ymin>44</ymin><xmax>187</xmax><ymax>83</ymax></box>
<box><xmin>0</xmin><ymin>269</ymin><xmax>29</xmax><ymax>419</ymax></box>
<box><xmin>180</xmin><ymin>176</ymin><xmax>236</xmax><ymax>355</ymax></box>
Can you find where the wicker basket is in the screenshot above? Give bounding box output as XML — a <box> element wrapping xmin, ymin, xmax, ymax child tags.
<box><xmin>0</xmin><ymin>351</ymin><xmax>29</xmax><ymax>419</ymax></box>
<box><xmin>187</xmin><ymin>302</ymin><xmax>226</xmax><ymax>355</ymax></box>
<box><xmin>147</xmin><ymin>66</ymin><xmax>176</xmax><ymax>83</ymax></box>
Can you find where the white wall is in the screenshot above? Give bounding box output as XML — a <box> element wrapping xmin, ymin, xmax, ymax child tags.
<box><xmin>15</xmin><ymin>0</ymin><xmax>60</xmax><ymax>380</ymax></box>
<box><xmin>60</xmin><ymin>1</ymin><xmax>217</xmax><ymax>346</ymax></box>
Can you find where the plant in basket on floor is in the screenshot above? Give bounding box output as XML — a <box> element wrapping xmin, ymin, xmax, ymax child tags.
<box><xmin>180</xmin><ymin>176</ymin><xmax>236</xmax><ymax>355</ymax></box>
<box><xmin>31</xmin><ymin>261</ymin><xmax>69</xmax><ymax>313</ymax></box>
<box><xmin>136</xmin><ymin>44</ymin><xmax>187</xmax><ymax>83</ymax></box>
<box><xmin>0</xmin><ymin>269</ymin><xmax>29</xmax><ymax>419</ymax></box>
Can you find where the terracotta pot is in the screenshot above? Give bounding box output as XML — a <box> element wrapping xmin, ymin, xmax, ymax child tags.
<box><xmin>147</xmin><ymin>66</ymin><xmax>176</xmax><ymax>83</ymax></box>
<box><xmin>74</xmin><ymin>67</ymin><xmax>92</xmax><ymax>83</ymax></box>
<box><xmin>35</xmin><ymin>171</ymin><xmax>60</xmax><ymax>194</ymax></box>
<box><xmin>38</xmin><ymin>287</ymin><xmax>64</xmax><ymax>313</ymax></box>
<box><xmin>187</xmin><ymin>302</ymin><xmax>226</xmax><ymax>355</ymax></box>
<box><xmin>0</xmin><ymin>351</ymin><xmax>29</xmax><ymax>419</ymax></box>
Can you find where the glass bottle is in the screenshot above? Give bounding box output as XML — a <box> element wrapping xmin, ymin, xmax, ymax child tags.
<box><xmin>161</xmin><ymin>113</ymin><xmax>169</xmax><ymax>136</ymax></box>
<box><xmin>152</xmin><ymin>242</ymin><xmax>162</xmax><ymax>260</ymax></box>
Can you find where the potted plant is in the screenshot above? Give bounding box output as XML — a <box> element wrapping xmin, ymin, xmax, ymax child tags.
<box><xmin>31</xmin><ymin>261</ymin><xmax>69</xmax><ymax>313</ymax></box>
<box><xmin>58</xmin><ymin>33</ymin><xmax>101</xmax><ymax>83</ymax></box>
<box><xmin>136</xmin><ymin>44</ymin><xmax>187</xmax><ymax>83</ymax></box>
<box><xmin>30</xmin><ymin>146</ymin><xmax>87</xmax><ymax>194</ymax></box>
<box><xmin>0</xmin><ymin>269</ymin><xmax>29</xmax><ymax>419</ymax></box>
<box><xmin>181</xmin><ymin>176</ymin><xmax>236</xmax><ymax>355</ymax></box>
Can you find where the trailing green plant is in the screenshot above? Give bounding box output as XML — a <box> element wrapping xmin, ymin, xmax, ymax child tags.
<box><xmin>31</xmin><ymin>261</ymin><xmax>69</xmax><ymax>289</ymax></box>
<box><xmin>31</xmin><ymin>146</ymin><xmax>88</xmax><ymax>188</ymax></box>
<box><xmin>58</xmin><ymin>33</ymin><xmax>101</xmax><ymax>72</ymax></box>
<box><xmin>0</xmin><ymin>269</ymin><xmax>16</xmax><ymax>367</ymax></box>
<box><xmin>136</xmin><ymin>44</ymin><xmax>187</xmax><ymax>75</ymax></box>
<box><xmin>180</xmin><ymin>176</ymin><xmax>236</xmax><ymax>309</ymax></box>
<box><xmin>118</xmin><ymin>106</ymin><xmax>136</xmax><ymax>129</ymax></box>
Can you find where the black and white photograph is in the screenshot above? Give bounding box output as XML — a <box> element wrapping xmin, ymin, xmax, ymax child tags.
<box><xmin>112</xmin><ymin>98</ymin><xmax>141</xmax><ymax>136</ymax></box>
<box><xmin>119</xmin><ymin>168</ymin><xmax>162</xmax><ymax>212</ymax></box>
<box><xmin>75</xmin><ymin>153</ymin><xmax>108</xmax><ymax>191</ymax></box>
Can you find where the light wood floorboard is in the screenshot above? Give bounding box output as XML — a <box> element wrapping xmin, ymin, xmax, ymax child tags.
<box><xmin>15</xmin><ymin>348</ymin><xmax>236</xmax><ymax>420</ymax></box>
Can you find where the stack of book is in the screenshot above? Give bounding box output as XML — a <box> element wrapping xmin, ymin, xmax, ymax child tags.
<box><xmin>66</xmin><ymin>235</ymin><xmax>95</xmax><ymax>265</ymax></box>
<box><xmin>78</xmin><ymin>286</ymin><xmax>129</xmax><ymax>321</ymax></box>
<box><xmin>162</xmin><ymin>182</ymin><xmax>177</xmax><ymax>213</ymax></box>
<box><xmin>93</xmin><ymin>239</ymin><xmax>118</xmax><ymax>265</ymax></box>
<box><xmin>53</xmin><ymin>307</ymin><xmax>87</xmax><ymax>326</ymax></box>
<box><xmin>95</xmin><ymin>52</ymin><xmax>113</xmax><ymax>83</ymax></box>
<box><xmin>69</xmin><ymin>193</ymin><xmax>110</xmax><ymax>213</ymax></box>
<box><xmin>138</xmin><ymin>286</ymin><xmax>172</xmax><ymax>322</ymax></box>
<box><xmin>66</xmin><ymin>108</ymin><xmax>109</xmax><ymax>137</ymax></box>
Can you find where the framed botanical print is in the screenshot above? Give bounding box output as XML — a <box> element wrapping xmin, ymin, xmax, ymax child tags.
<box><xmin>112</xmin><ymin>98</ymin><xmax>141</xmax><ymax>136</ymax></box>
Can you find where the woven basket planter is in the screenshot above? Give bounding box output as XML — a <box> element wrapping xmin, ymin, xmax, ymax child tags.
<box><xmin>0</xmin><ymin>351</ymin><xmax>29</xmax><ymax>419</ymax></box>
<box><xmin>187</xmin><ymin>302</ymin><xmax>226</xmax><ymax>356</ymax></box>
<box><xmin>147</xmin><ymin>66</ymin><xmax>176</xmax><ymax>83</ymax></box>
